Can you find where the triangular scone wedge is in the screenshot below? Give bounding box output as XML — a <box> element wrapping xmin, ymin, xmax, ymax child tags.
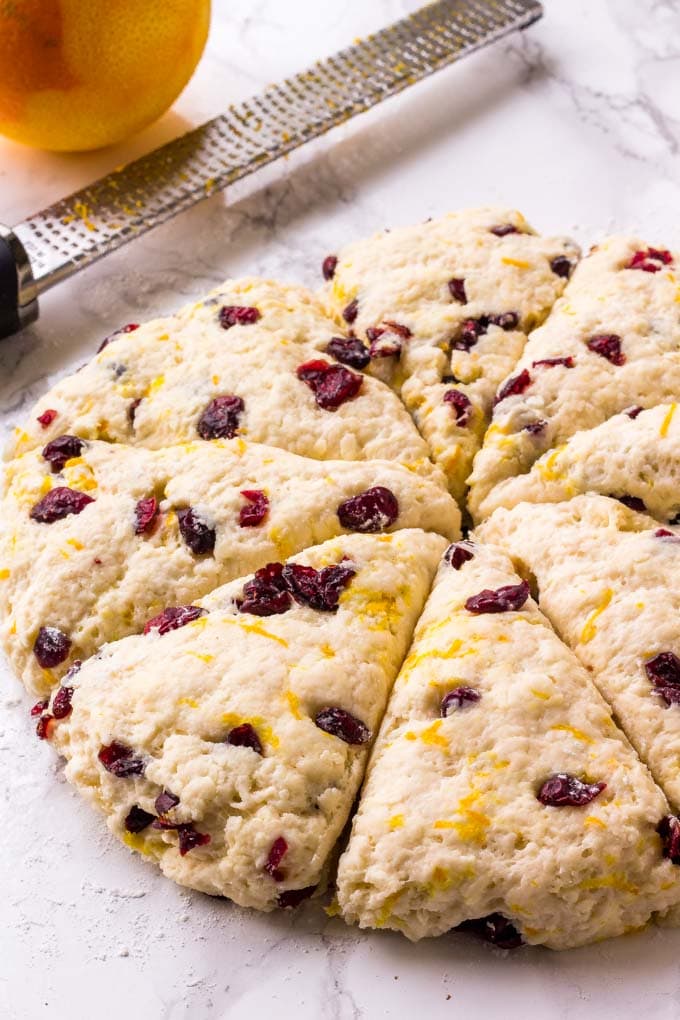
<box><xmin>472</xmin><ymin>403</ymin><xmax>680</xmax><ymax>521</ymax></box>
<box><xmin>469</xmin><ymin>237</ymin><xmax>680</xmax><ymax>520</ymax></box>
<box><xmin>478</xmin><ymin>495</ymin><xmax>680</xmax><ymax>815</ymax></box>
<box><xmin>320</xmin><ymin>208</ymin><xmax>578</xmax><ymax>500</ymax></box>
<box><xmin>1</xmin><ymin>438</ymin><xmax>459</xmax><ymax>697</ymax></box>
<box><xmin>41</xmin><ymin>530</ymin><xmax>447</xmax><ymax>909</ymax></box>
<box><xmin>336</xmin><ymin>540</ymin><xmax>680</xmax><ymax>949</ymax></box>
<box><xmin>7</xmin><ymin>278</ymin><xmax>435</xmax><ymax>476</ymax></box>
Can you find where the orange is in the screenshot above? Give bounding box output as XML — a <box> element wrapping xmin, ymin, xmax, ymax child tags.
<box><xmin>0</xmin><ymin>0</ymin><xmax>210</xmax><ymax>151</ymax></box>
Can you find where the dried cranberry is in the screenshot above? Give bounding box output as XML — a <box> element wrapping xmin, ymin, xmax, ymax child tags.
<box><xmin>532</xmin><ymin>356</ymin><xmax>574</xmax><ymax>369</ymax></box>
<box><xmin>30</xmin><ymin>487</ymin><xmax>94</xmax><ymax>523</ymax></box>
<box><xmin>52</xmin><ymin>685</ymin><xmax>74</xmax><ymax>720</ymax></box>
<box><xmin>33</xmin><ymin>626</ymin><xmax>71</xmax><ymax>668</ymax></box>
<box><xmin>366</xmin><ymin>330</ymin><xmax>400</xmax><ymax>359</ymax></box>
<box><xmin>448</xmin><ymin>278</ymin><xmax>467</xmax><ymax>303</ymax></box>
<box><xmin>154</xmin><ymin>790</ymin><xmax>180</xmax><ymax>815</ymax></box>
<box><xmin>465</xmin><ymin>580</ymin><xmax>530</xmax><ymax>614</ymax></box>
<box><xmin>457</xmin><ymin>914</ymin><xmax>523</xmax><ymax>949</ymax></box>
<box><xmin>523</xmin><ymin>420</ymin><xmax>547</xmax><ymax>435</ymax></box>
<box><xmin>613</xmin><ymin>494</ymin><xmax>647</xmax><ymax>513</ymax></box>
<box><xmin>64</xmin><ymin>659</ymin><xmax>82</xmax><ymax>680</ymax></box>
<box><xmin>197</xmin><ymin>395</ymin><xmax>244</xmax><ymax>440</ymax></box>
<box><xmin>366</xmin><ymin>321</ymin><xmax>411</xmax><ymax>359</ymax></box>
<box><xmin>97</xmin><ymin>322</ymin><xmax>139</xmax><ymax>353</ymax></box>
<box><xmin>177</xmin><ymin>825</ymin><xmax>211</xmax><ymax>855</ymax></box>
<box><xmin>490</xmin><ymin>224</ymin><xmax>519</xmax><ymax>237</ymax></box>
<box><xmin>655</xmin><ymin>686</ymin><xmax>680</xmax><ymax>707</ymax></box>
<box><xmin>128</xmin><ymin>397</ymin><xmax>142</xmax><ymax>426</ymax></box>
<box><xmin>134</xmin><ymin>496</ymin><xmax>159</xmax><ymax>535</ymax></box>
<box><xmin>98</xmin><ymin>741</ymin><xmax>145</xmax><ymax>778</ymax></box>
<box><xmin>444</xmin><ymin>388</ymin><xmax>472</xmax><ymax>427</ymax></box>
<box><xmin>550</xmin><ymin>255</ymin><xmax>574</xmax><ymax>279</ymax></box>
<box><xmin>453</xmin><ymin>318</ymin><xmax>487</xmax><ymax>351</ymax></box>
<box><xmin>342</xmin><ymin>298</ymin><xmax>358</xmax><ymax>324</ymax></box>
<box><xmin>277</xmin><ymin>886</ymin><xmax>316</xmax><ymax>909</ymax></box>
<box><xmin>177</xmin><ymin>508</ymin><xmax>216</xmax><ymax>556</ymax></box>
<box><xmin>238</xmin><ymin>563</ymin><xmax>292</xmax><ymax>616</ymax></box>
<box><xmin>538</xmin><ymin>773</ymin><xmax>606</xmax><ymax>806</ymax></box>
<box><xmin>144</xmin><ymin>604</ymin><xmax>206</xmax><ymax>635</ymax></box>
<box><xmin>441</xmin><ymin>687</ymin><xmax>481</xmax><ymax>716</ymax></box>
<box><xmin>655</xmin><ymin>528</ymin><xmax>680</xmax><ymax>542</ymax></box>
<box><xmin>587</xmin><ymin>334</ymin><xmax>625</xmax><ymax>366</ymax></box>
<box><xmin>322</xmin><ymin>255</ymin><xmax>338</xmax><ymax>281</ymax></box>
<box><xmin>41</xmin><ymin>435</ymin><xmax>84</xmax><ymax>473</ymax></box>
<box><xmin>645</xmin><ymin>651</ymin><xmax>680</xmax><ymax>706</ymax></box>
<box><xmin>493</xmin><ymin>311</ymin><xmax>519</xmax><ymax>331</ymax></box>
<box><xmin>265</xmin><ymin>836</ymin><xmax>288</xmax><ymax>881</ymax></box>
<box><xmin>151</xmin><ymin>816</ymin><xmax>211</xmax><ymax>854</ymax></box>
<box><xmin>315</xmin><ymin>707</ymin><xmax>370</xmax><ymax>744</ymax></box>
<box><xmin>219</xmin><ymin>305</ymin><xmax>261</xmax><ymax>329</ymax></box>
<box><xmin>624</xmin><ymin>405</ymin><xmax>643</xmax><ymax>419</ymax></box>
<box><xmin>451</xmin><ymin>312</ymin><xmax>516</xmax><ymax>352</ymax></box>
<box><xmin>627</xmin><ymin>248</ymin><xmax>673</xmax><ymax>273</ymax></box>
<box><xmin>30</xmin><ymin>700</ymin><xmax>48</xmax><ymax>717</ymax></box>
<box><xmin>227</xmin><ymin>723</ymin><xmax>263</xmax><ymax>755</ymax></box>
<box><xmin>296</xmin><ymin>360</ymin><xmax>363</xmax><ymax>410</ymax></box>
<box><xmin>239</xmin><ymin>489</ymin><xmax>269</xmax><ymax>527</ymax></box>
<box><xmin>125</xmin><ymin>806</ymin><xmax>155</xmax><ymax>833</ymax></box>
<box><xmin>282</xmin><ymin>562</ymin><xmax>355</xmax><ymax>612</ymax></box>
<box><xmin>657</xmin><ymin>815</ymin><xmax>680</xmax><ymax>863</ymax></box>
<box><xmin>494</xmin><ymin>369</ymin><xmax>532</xmax><ymax>406</ymax></box>
<box><xmin>382</xmin><ymin>314</ymin><xmax>411</xmax><ymax>336</ymax></box>
<box><xmin>36</xmin><ymin>715</ymin><xmax>55</xmax><ymax>740</ymax></box>
<box><xmin>646</xmin><ymin>652</ymin><xmax>680</xmax><ymax>686</ymax></box>
<box><xmin>324</xmin><ymin>336</ymin><xmax>370</xmax><ymax>370</ymax></box>
<box><xmin>445</xmin><ymin>542</ymin><xmax>474</xmax><ymax>569</ymax></box>
<box><xmin>37</xmin><ymin>409</ymin><xmax>58</xmax><ymax>429</ymax></box>
<box><xmin>337</xmin><ymin>486</ymin><xmax>399</xmax><ymax>532</ymax></box>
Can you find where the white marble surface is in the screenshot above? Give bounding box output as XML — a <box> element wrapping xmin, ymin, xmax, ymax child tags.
<box><xmin>3</xmin><ymin>1</ymin><xmax>680</xmax><ymax>1017</ymax></box>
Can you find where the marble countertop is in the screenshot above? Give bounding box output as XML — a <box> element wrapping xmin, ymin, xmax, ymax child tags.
<box><xmin>3</xmin><ymin>1</ymin><xmax>680</xmax><ymax>1017</ymax></box>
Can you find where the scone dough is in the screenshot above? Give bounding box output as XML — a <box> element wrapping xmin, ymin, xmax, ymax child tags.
<box><xmin>1</xmin><ymin>438</ymin><xmax>459</xmax><ymax>696</ymax></box>
<box><xmin>469</xmin><ymin>237</ymin><xmax>680</xmax><ymax>520</ymax></box>
<box><xmin>8</xmin><ymin>278</ymin><xmax>437</xmax><ymax>477</ymax></box>
<box><xmin>321</xmin><ymin>208</ymin><xmax>578</xmax><ymax>500</ymax></box>
<box><xmin>45</xmin><ymin>530</ymin><xmax>447</xmax><ymax>909</ymax></box>
<box><xmin>472</xmin><ymin>403</ymin><xmax>680</xmax><ymax>521</ymax></box>
<box><xmin>478</xmin><ymin>496</ymin><xmax>680</xmax><ymax>812</ymax></box>
<box><xmin>337</xmin><ymin>541</ymin><xmax>680</xmax><ymax>949</ymax></box>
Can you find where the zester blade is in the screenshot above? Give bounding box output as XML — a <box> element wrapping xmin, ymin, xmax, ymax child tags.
<box><xmin>1</xmin><ymin>0</ymin><xmax>542</xmax><ymax>339</ymax></box>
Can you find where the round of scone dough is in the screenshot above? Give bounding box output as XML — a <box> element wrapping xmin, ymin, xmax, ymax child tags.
<box><xmin>42</xmin><ymin>530</ymin><xmax>447</xmax><ymax>910</ymax></box>
<box><xmin>471</xmin><ymin>403</ymin><xmax>680</xmax><ymax>522</ymax></box>
<box><xmin>8</xmin><ymin>277</ymin><xmax>436</xmax><ymax>476</ymax></box>
<box><xmin>1</xmin><ymin>438</ymin><xmax>460</xmax><ymax>696</ymax></box>
<box><xmin>336</xmin><ymin>540</ymin><xmax>680</xmax><ymax>949</ymax></box>
<box><xmin>469</xmin><ymin>236</ymin><xmax>680</xmax><ymax>520</ymax></box>
<box><xmin>477</xmin><ymin>495</ymin><xmax>680</xmax><ymax>814</ymax></box>
<box><xmin>320</xmin><ymin>208</ymin><xmax>579</xmax><ymax>500</ymax></box>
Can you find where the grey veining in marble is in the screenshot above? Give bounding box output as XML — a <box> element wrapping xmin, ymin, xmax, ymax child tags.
<box><xmin>3</xmin><ymin>2</ymin><xmax>680</xmax><ymax>1018</ymax></box>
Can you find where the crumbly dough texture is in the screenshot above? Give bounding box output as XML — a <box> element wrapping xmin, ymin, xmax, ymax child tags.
<box><xmin>47</xmin><ymin>530</ymin><xmax>447</xmax><ymax>909</ymax></box>
<box><xmin>8</xmin><ymin>213</ymin><xmax>680</xmax><ymax>948</ymax></box>
<box><xmin>478</xmin><ymin>496</ymin><xmax>680</xmax><ymax>812</ymax></box>
<box><xmin>469</xmin><ymin>236</ymin><xmax>680</xmax><ymax>519</ymax></box>
<box><xmin>472</xmin><ymin>403</ymin><xmax>680</xmax><ymax>521</ymax></box>
<box><xmin>321</xmin><ymin>208</ymin><xmax>579</xmax><ymax>500</ymax></box>
<box><xmin>8</xmin><ymin>278</ymin><xmax>436</xmax><ymax>476</ymax></box>
<box><xmin>1</xmin><ymin>438</ymin><xmax>459</xmax><ymax>696</ymax></box>
<box><xmin>336</xmin><ymin>541</ymin><xmax>680</xmax><ymax>949</ymax></box>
